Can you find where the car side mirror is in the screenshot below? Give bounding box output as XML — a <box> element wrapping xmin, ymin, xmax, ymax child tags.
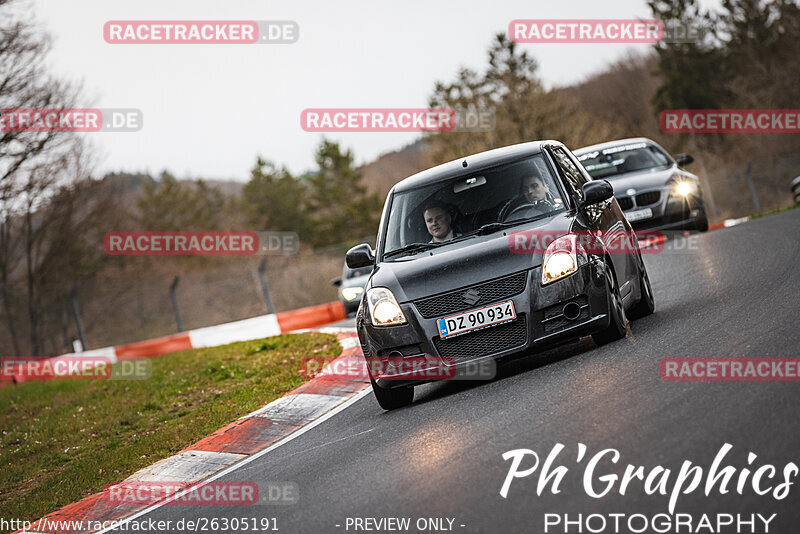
<box><xmin>676</xmin><ymin>153</ymin><xmax>694</xmax><ymax>167</ymax></box>
<box><xmin>331</xmin><ymin>277</ymin><xmax>342</xmax><ymax>287</ymax></box>
<box><xmin>580</xmin><ymin>180</ymin><xmax>614</xmax><ymax>208</ymax></box>
<box><xmin>345</xmin><ymin>243</ymin><xmax>375</xmax><ymax>269</ymax></box>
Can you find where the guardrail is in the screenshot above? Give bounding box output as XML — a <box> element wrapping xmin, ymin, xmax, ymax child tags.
<box><xmin>2</xmin><ymin>301</ymin><xmax>346</xmax><ymax>384</ymax></box>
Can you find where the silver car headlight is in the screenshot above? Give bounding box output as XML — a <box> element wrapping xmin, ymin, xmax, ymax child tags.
<box><xmin>341</xmin><ymin>287</ymin><xmax>364</xmax><ymax>301</ymax></box>
<box><xmin>670</xmin><ymin>179</ymin><xmax>697</xmax><ymax>197</ymax></box>
<box><xmin>366</xmin><ymin>287</ymin><xmax>407</xmax><ymax>326</ymax></box>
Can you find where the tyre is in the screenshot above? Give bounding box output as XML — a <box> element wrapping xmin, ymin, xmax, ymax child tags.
<box><xmin>592</xmin><ymin>264</ymin><xmax>628</xmax><ymax>345</ymax></box>
<box><xmin>627</xmin><ymin>257</ymin><xmax>655</xmax><ymax>320</ymax></box>
<box><xmin>370</xmin><ymin>379</ymin><xmax>414</xmax><ymax>410</ymax></box>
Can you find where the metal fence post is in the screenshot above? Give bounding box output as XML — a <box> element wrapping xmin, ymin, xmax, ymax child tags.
<box><xmin>170</xmin><ymin>276</ymin><xmax>183</xmax><ymax>332</ymax></box>
<box><xmin>258</xmin><ymin>258</ymin><xmax>275</xmax><ymax>314</ymax></box>
<box><xmin>791</xmin><ymin>175</ymin><xmax>800</xmax><ymax>203</ymax></box>
<box><xmin>70</xmin><ymin>285</ymin><xmax>89</xmax><ymax>352</ymax></box>
<box><xmin>745</xmin><ymin>162</ymin><xmax>760</xmax><ymax>214</ymax></box>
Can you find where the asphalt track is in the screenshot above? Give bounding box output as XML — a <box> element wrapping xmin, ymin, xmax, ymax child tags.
<box><xmin>110</xmin><ymin>209</ymin><xmax>800</xmax><ymax>533</ymax></box>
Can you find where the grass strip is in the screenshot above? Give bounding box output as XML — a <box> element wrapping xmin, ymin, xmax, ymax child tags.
<box><xmin>0</xmin><ymin>332</ymin><xmax>340</xmax><ymax>530</ymax></box>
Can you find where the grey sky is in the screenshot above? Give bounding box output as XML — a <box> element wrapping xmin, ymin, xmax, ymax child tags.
<box><xmin>31</xmin><ymin>0</ymin><xmax>717</xmax><ymax>181</ymax></box>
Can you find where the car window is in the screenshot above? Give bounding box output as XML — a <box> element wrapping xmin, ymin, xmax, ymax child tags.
<box><xmin>382</xmin><ymin>154</ymin><xmax>565</xmax><ymax>258</ymax></box>
<box><xmin>551</xmin><ymin>147</ymin><xmax>588</xmax><ymax>199</ymax></box>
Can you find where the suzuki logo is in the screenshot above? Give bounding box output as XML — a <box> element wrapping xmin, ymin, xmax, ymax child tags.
<box><xmin>462</xmin><ymin>289</ymin><xmax>480</xmax><ymax>306</ymax></box>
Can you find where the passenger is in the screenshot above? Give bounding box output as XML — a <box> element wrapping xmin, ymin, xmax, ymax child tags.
<box><xmin>423</xmin><ymin>201</ymin><xmax>461</xmax><ymax>243</ymax></box>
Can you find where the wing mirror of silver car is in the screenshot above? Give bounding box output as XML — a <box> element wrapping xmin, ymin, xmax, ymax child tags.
<box><xmin>675</xmin><ymin>153</ymin><xmax>694</xmax><ymax>166</ymax></box>
<box><xmin>346</xmin><ymin>243</ymin><xmax>375</xmax><ymax>269</ymax></box>
<box><xmin>580</xmin><ymin>180</ymin><xmax>614</xmax><ymax>209</ymax></box>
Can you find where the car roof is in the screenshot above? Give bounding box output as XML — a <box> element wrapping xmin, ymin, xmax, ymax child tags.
<box><xmin>573</xmin><ymin>137</ymin><xmax>657</xmax><ymax>155</ymax></box>
<box><xmin>392</xmin><ymin>140</ymin><xmax>558</xmax><ymax>193</ymax></box>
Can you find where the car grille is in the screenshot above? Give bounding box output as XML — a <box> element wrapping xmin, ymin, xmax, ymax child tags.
<box><xmin>433</xmin><ymin>314</ymin><xmax>528</xmax><ymax>361</ymax></box>
<box><xmin>413</xmin><ymin>271</ymin><xmax>528</xmax><ymax>319</ymax></box>
<box><xmin>617</xmin><ymin>197</ymin><xmax>634</xmax><ymax>211</ymax></box>
<box><xmin>635</xmin><ymin>191</ymin><xmax>661</xmax><ymax>206</ymax></box>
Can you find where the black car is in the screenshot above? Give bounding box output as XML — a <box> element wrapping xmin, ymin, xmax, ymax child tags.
<box><xmin>346</xmin><ymin>140</ymin><xmax>655</xmax><ymax>410</ymax></box>
<box><xmin>573</xmin><ymin>137</ymin><xmax>708</xmax><ymax>231</ymax></box>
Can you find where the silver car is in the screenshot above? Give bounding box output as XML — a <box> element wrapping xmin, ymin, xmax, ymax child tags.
<box><xmin>574</xmin><ymin>137</ymin><xmax>708</xmax><ymax>231</ymax></box>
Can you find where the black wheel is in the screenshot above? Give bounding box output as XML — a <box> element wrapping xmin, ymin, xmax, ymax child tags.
<box><xmin>627</xmin><ymin>257</ymin><xmax>655</xmax><ymax>320</ymax></box>
<box><xmin>370</xmin><ymin>379</ymin><xmax>413</xmax><ymax>410</ymax></box>
<box><xmin>592</xmin><ymin>264</ymin><xmax>628</xmax><ymax>345</ymax></box>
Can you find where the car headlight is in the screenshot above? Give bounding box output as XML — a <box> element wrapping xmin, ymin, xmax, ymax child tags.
<box><xmin>670</xmin><ymin>180</ymin><xmax>696</xmax><ymax>197</ymax></box>
<box><xmin>366</xmin><ymin>287</ymin><xmax>407</xmax><ymax>326</ymax></box>
<box><xmin>541</xmin><ymin>235</ymin><xmax>587</xmax><ymax>285</ymax></box>
<box><xmin>341</xmin><ymin>287</ymin><xmax>364</xmax><ymax>301</ymax></box>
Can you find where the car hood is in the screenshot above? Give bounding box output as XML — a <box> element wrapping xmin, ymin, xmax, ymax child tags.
<box><xmin>604</xmin><ymin>166</ymin><xmax>680</xmax><ymax>194</ymax></box>
<box><xmin>371</xmin><ymin>213</ymin><xmax>575</xmax><ymax>303</ymax></box>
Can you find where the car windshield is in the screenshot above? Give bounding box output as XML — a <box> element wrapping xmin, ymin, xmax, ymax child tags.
<box><xmin>382</xmin><ymin>154</ymin><xmax>565</xmax><ymax>259</ymax></box>
<box><xmin>576</xmin><ymin>142</ymin><xmax>671</xmax><ymax>179</ymax></box>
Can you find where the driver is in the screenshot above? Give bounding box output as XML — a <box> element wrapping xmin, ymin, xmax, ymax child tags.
<box><xmin>500</xmin><ymin>171</ymin><xmax>558</xmax><ymax>220</ymax></box>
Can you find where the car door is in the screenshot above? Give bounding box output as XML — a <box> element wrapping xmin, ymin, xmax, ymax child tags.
<box><xmin>547</xmin><ymin>145</ymin><xmax>634</xmax><ymax>295</ymax></box>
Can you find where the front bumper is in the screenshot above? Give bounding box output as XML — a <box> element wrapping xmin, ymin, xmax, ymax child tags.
<box><xmin>619</xmin><ymin>187</ymin><xmax>706</xmax><ymax>231</ymax></box>
<box><xmin>357</xmin><ymin>261</ymin><xmax>613</xmax><ymax>389</ymax></box>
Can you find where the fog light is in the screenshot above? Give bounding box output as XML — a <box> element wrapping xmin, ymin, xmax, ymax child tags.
<box><xmin>342</xmin><ymin>287</ymin><xmax>364</xmax><ymax>301</ymax></box>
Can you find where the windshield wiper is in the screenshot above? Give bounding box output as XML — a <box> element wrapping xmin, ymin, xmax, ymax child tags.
<box><xmin>383</xmin><ymin>241</ymin><xmax>442</xmax><ymax>259</ymax></box>
<box><xmin>384</xmin><ymin>217</ymin><xmax>552</xmax><ymax>258</ymax></box>
<box><xmin>456</xmin><ymin>221</ymin><xmax>527</xmax><ymax>239</ymax></box>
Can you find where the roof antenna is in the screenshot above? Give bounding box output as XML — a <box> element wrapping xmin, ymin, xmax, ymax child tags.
<box><xmin>462</xmin><ymin>160</ymin><xmax>468</xmax><ymax>168</ymax></box>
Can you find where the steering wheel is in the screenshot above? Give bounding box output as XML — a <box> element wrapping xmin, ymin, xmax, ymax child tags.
<box><xmin>503</xmin><ymin>203</ymin><xmax>545</xmax><ymax>221</ymax></box>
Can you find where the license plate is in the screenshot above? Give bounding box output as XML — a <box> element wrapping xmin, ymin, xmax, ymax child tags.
<box><xmin>437</xmin><ymin>300</ymin><xmax>517</xmax><ymax>339</ymax></box>
<box><xmin>625</xmin><ymin>208</ymin><xmax>653</xmax><ymax>222</ymax></box>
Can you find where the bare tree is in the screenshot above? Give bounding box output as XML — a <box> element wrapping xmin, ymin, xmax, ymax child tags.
<box><xmin>0</xmin><ymin>0</ymin><xmax>98</xmax><ymax>355</ymax></box>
